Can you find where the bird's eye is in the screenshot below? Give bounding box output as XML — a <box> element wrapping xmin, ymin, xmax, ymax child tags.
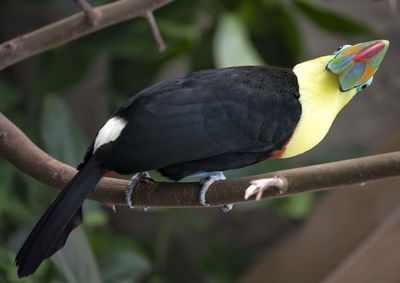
<box><xmin>336</xmin><ymin>46</ymin><xmax>343</xmax><ymax>51</ymax></box>
<box><xmin>356</xmin><ymin>84</ymin><xmax>368</xmax><ymax>92</ymax></box>
<box><xmin>356</xmin><ymin>77</ymin><xmax>373</xmax><ymax>92</ymax></box>
<box><xmin>356</xmin><ymin>84</ymin><xmax>368</xmax><ymax>91</ymax></box>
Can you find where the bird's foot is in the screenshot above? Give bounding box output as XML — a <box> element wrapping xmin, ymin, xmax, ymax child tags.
<box><xmin>125</xmin><ymin>171</ymin><xmax>151</xmax><ymax>209</ymax></box>
<box><xmin>219</xmin><ymin>204</ymin><xmax>233</xmax><ymax>213</ymax></box>
<box><xmin>199</xmin><ymin>171</ymin><xmax>226</xmax><ymax>208</ymax></box>
<box><xmin>244</xmin><ymin>177</ymin><xmax>287</xmax><ymax>200</ymax></box>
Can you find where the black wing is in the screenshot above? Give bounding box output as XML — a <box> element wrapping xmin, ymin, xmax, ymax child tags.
<box><xmin>95</xmin><ymin>66</ymin><xmax>301</xmax><ymax>178</ymax></box>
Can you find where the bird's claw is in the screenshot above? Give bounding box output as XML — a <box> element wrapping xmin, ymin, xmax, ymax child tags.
<box><xmin>199</xmin><ymin>172</ymin><xmax>226</xmax><ymax>207</ymax></box>
<box><xmin>219</xmin><ymin>204</ymin><xmax>233</xmax><ymax>213</ymax></box>
<box><xmin>125</xmin><ymin>171</ymin><xmax>150</xmax><ymax>209</ymax></box>
<box><xmin>244</xmin><ymin>177</ymin><xmax>287</xmax><ymax>200</ymax></box>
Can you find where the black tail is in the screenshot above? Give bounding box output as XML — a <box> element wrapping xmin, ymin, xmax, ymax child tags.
<box><xmin>15</xmin><ymin>158</ymin><xmax>105</xmax><ymax>277</ymax></box>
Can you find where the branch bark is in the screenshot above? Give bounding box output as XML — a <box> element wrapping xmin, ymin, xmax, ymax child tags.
<box><xmin>0</xmin><ymin>0</ymin><xmax>173</xmax><ymax>71</ymax></box>
<box><xmin>144</xmin><ymin>11</ymin><xmax>166</xmax><ymax>51</ymax></box>
<box><xmin>73</xmin><ymin>0</ymin><xmax>101</xmax><ymax>26</ymax></box>
<box><xmin>1</xmin><ymin>112</ymin><xmax>399</xmax><ymax>208</ymax></box>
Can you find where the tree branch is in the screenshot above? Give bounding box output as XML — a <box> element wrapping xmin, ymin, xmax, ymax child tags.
<box><xmin>73</xmin><ymin>0</ymin><xmax>101</xmax><ymax>26</ymax></box>
<box><xmin>1</xmin><ymin>112</ymin><xmax>400</xmax><ymax>208</ymax></box>
<box><xmin>0</xmin><ymin>0</ymin><xmax>173</xmax><ymax>71</ymax></box>
<box><xmin>144</xmin><ymin>11</ymin><xmax>166</xmax><ymax>51</ymax></box>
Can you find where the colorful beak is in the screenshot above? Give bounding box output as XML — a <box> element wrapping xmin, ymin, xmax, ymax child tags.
<box><xmin>327</xmin><ymin>40</ymin><xmax>389</xmax><ymax>91</ymax></box>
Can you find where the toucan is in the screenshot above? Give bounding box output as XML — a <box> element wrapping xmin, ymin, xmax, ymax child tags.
<box><xmin>15</xmin><ymin>40</ymin><xmax>389</xmax><ymax>277</ymax></box>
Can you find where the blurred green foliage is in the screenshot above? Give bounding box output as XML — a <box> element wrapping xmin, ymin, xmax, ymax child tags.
<box><xmin>0</xmin><ymin>0</ymin><xmax>370</xmax><ymax>282</ymax></box>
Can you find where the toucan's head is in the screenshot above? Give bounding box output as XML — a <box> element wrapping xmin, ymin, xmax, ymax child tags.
<box><xmin>327</xmin><ymin>40</ymin><xmax>389</xmax><ymax>92</ymax></box>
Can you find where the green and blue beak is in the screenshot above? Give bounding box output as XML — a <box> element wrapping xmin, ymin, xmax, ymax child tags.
<box><xmin>327</xmin><ymin>40</ymin><xmax>389</xmax><ymax>92</ymax></box>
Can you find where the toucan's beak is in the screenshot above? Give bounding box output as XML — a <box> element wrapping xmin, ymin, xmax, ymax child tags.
<box><xmin>352</xmin><ymin>40</ymin><xmax>388</xmax><ymax>62</ymax></box>
<box><xmin>327</xmin><ymin>40</ymin><xmax>389</xmax><ymax>91</ymax></box>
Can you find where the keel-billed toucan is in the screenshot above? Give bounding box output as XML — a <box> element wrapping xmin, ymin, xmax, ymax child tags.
<box><xmin>16</xmin><ymin>40</ymin><xmax>389</xmax><ymax>277</ymax></box>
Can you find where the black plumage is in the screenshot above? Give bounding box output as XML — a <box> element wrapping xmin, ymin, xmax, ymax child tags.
<box><xmin>16</xmin><ymin>65</ymin><xmax>301</xmax><ymax>277</ymax></box>
<box><xmin>95</xmin><ymin>66</ymin><xmax>301</xmax><ymax>179</ymax></box>
<box><xmin>16</xmin><ymin>158</ymin><xmax>105</xmax><ymax>277</ymax></box>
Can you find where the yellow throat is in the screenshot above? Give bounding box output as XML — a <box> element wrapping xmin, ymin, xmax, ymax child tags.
<box><xmin>281</xmin><ymin>55</ymin><xmax>358</xmax><ymax>158</ymax></box>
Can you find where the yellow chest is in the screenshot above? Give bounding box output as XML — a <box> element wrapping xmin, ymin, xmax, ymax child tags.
<box><xmin>281</xmin><ymin>56</ymin><xmax>357</xmax><ymax>158</ymax></box>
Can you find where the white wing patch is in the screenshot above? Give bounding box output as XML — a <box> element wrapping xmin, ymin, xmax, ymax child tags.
<box><xmin>94</xmin><ymin>116</ymin><xmax>128</xmax><ymax>153</ymax></box>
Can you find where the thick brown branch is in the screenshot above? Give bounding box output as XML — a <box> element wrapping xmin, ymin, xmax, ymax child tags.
<box><xmin>1</xmin><ymin>112</ymin><xmax>400</xmax><ymax>208</ymax></box>
<box><xmin>0</xmin><ymin>0</ymin><xmax>173</xmax><ymax>71</ymax></box>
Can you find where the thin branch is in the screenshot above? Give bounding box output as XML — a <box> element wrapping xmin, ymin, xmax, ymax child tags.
<box><xmin>0</xmin><ymin>0</ymin><xmax>173</xmax><ymax>71</ymax></box>
<box><xmin>1</xmin><ymin>112</ymin><xmax>400</xmax><ymax>208</ymax></box>
<box><xmin>73</xmin><ymin>0</ymin><xmax>101</xmax><ymax>26</ymax></box>
<box><xmin>144</xmin><ymin>11</ymin><xmax>166</xmax><ymax>51</ymax></box>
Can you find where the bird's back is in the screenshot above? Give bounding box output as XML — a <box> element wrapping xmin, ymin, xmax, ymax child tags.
<box><xmin>93</xmin><ymin>66</ymin><xmax>302</xmax><ymax>179</ymax></box>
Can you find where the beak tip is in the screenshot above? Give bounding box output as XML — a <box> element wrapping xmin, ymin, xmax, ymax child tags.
<box><xmin>352</xmin><ymin>39</ymin><xmax>389</xmax><ymax>62</ymax></box>
<box><xmin>378</xmin><ymin>39</ymin><xmax>390</xmax><ymax>50</ymax></box>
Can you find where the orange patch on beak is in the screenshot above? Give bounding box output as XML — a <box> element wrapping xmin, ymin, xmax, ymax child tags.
<box><xmin>341</xmin><ymin>45</ymin><xmax>360</xmax><ymax>56</ymax></box>
<box><xmin>360</xmin><ymin>63</ymin><xmax>375</xmax><ymax>83</ymax></box>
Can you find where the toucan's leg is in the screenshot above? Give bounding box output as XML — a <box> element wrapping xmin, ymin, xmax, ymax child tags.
<box><xmin>199</xmin><ymin>172</ymin><xmax>232</xmax><ymax>211</ymax></box>
<box><xmin>125</xmin><ymin>171</ymin><xmax>150</xmax><ymax>209</ymax></box>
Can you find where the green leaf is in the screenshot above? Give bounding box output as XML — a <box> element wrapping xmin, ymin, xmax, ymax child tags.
<box><xmin>34</xmin><ymin>46</ymin><xmax>94</xmax><ymax>95</ymax></box>
<box><xmin>198</xmin><ymin>233</ymin><xmax>253</xmax><ymax>283</ymax></box>
<box><xmin>40</xmin><ymin>95</ymin><xmax>87</xmax><ymax>166</ymax></box>
<box><xmin>294</xmin><ymin>0</ymin><xmax>371</xmax><ymax>34</ymax></box>
<box><xmin>279</xmin><ymin>8</ymin><xmax>302</xmax><ymax>62</ymax></box>
<box><xmin>213</xmin><ymin>14</ymin><xmax>265</xmax><ymax>68</ymax></box>
<box><xmin>0</xmin><ymin>162</ymin><xmax>31</xmax><ymax>222</ymax></box>
<box><xmin>275</xmin><ymin>193</ymin><xmax>314</xmax><ymax>218</ymax></box>
<box><xmin>0</xmin><ymin>79</ymin><xmax>21</xmax><ymax>114</ymax></box>
<box><xmin>83</xmin><ymin>200</ymin><xmax>108</xmax><ymax>228</ymax></box>
<box><xmin>52</xmin><ymin>227</ymin><xmax>103</xmax><ymax>283</ymax></box>
<box><xmin>40</xmin><ymin>97</ymin><xmax>105</xmax><ymax>282</ymax></box>
<box><xmin>237</xmin><ymin>2</ymin><xmax>301</xmax><ymax>67</ymax></box>
<box><xmin>99</xmin><ymin>250</ymin><xmax>150</xmax><ymax>283</ymax></box>
<box><xmin>158</xmin><ymin>20</ymin><xmax>197</xmax><ymax>41</ymax></box>
<box><xmin>0</xmin><ymin>245</ymin><xmax>51</xmax><ymax>283</ymax></box>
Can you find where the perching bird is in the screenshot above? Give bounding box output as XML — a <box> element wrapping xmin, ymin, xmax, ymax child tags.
<box><xmin>16</xmin><ymin>40</ymin><xmax>389</xmax><ymax>277</ymax></box>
